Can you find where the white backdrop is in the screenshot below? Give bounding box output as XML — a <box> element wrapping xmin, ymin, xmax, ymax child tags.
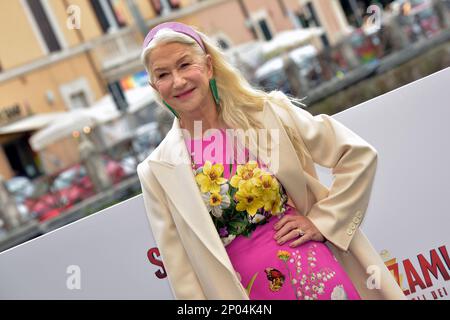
<box><xmin>0</xmin><ymin>68</ymin><xmax>449</xmax><ymax>300</ymax></box>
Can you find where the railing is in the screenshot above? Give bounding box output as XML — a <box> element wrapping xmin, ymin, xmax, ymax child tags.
<box><xmin>91</xmin><ymin>27</ymin><xmax>143</xmax><ymax>71</ymax></box>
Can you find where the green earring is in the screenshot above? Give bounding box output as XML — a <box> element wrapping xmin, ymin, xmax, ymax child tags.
<box><xmin>163</xmin><ymin>100</ymin><xmax>179</xmax><ymax>119</ymax></box>
<box><xmin>209</xmin><ymin>78</ymin><xmax>220</xmax><ymax>107</ymax></box>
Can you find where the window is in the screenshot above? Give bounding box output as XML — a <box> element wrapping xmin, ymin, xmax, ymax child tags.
<box><xmin>149</xmin><ymin>0</ymin><xmax>180</xmax><ymax>16</ymax></box>
<box><xmin>258</xmin><ymin>19</ymin><xmax>273</xmax><ymax>41</ymax></box>
<box><xmin>25</xmin><ymin>0</ymin><xmax>61</xmax><ymax>52</ymax></box>
<box><xmin>212</xmin><ymin>33</ymin><xmax>233</xmax><ymax>50</ymax></box>
<box><xmin>251</xmin><ymin>11</ymin><xmax>275</xmax><ymax>42</ymax></box>
<box><xmin>320</xmin><ymin>34</ymin><xmax>330</xmax><ymax>48</ymax></box>
<box><xmin>217</xmin><ymin>39</ymin><xmax>230</xmax><ymax>50</ymax></box>
<box><xmin>297</xmin><ymin>13</ymin><xmax>306</xmax><ymax>28</ymax></box>
<box><xmin>90</xmin><ymin>0</ymin><xmax>110</xmax><ymax>32</ymax></box>
<box><xmin>305</xmin><ymin>2</ymin><xmax>321</xmax><ymax>27</ymax></box>
<box><xmin>168</xmin><ymin>0</ymin><xmax>180</xmax><ymax>9</ymax></box>
<box><xmin>69</xmin><ymin>92</ymin><xmax>90</xmax><ymax>110</ymax></box>
<box><xmin>59</xmin><ymin>78</ymin><xmax>94</xmax><ymax>111</ymax></box>
<box><xmin>90</xmin><ymin>0</ymin><xmax>126</xmax><ymax>33</ymax></box>
<box><xmin>109</xmin><ymin>0</ymin><xmax>127</xmax><ymax>28</ymax></box>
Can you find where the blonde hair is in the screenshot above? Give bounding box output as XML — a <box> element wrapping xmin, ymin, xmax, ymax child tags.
<box><xmin>141</xmin><ymin>27</ymin><xmax>310</xmax><ymax>167</ymax></box>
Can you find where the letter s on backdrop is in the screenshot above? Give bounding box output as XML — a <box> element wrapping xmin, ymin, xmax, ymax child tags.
<box><xmin>147</xmin><ymin>247</ymin><xmax>167</xmax><ymax>279</ymax></box>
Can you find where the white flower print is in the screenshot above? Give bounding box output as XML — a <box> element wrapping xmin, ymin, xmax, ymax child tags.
<box><xmin>201</xmin><ymin>184</ymin><xmax>231</xmax><ymax>218</ymax></box>
<box><xmin>221</xmin><ymin>234</ymin><xmax>236</xmax><ymax>246</ymax></box>
<box><xmin>331</xmin><ymin>285</ymin><xmax>348</xmax><ymax>300</ymax></box>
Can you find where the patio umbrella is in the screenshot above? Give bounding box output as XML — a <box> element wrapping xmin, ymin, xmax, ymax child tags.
<box><xmin>29</xmin><ymin>86</ymin><xmax>157</xmax><ymax>152</ymax></box>
<box><xmin>29</xmin><ymin>110</ymin><xmax>97</xmax><ymax>152</ymax></box>
<box><xmin>261</xmin><ymin>27</ymin><xmax>324</xmax><ymax>59</ymax></box>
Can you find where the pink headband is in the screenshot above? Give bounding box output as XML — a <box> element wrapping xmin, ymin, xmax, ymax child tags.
<box><xmin>142</xmin><ymin>22</ymin><xmax>206</xmax><ymax>52</ymax></box>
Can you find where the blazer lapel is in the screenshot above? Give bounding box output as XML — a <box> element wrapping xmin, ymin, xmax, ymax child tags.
<box><xmin>146</xmin><ymin>99</ymin><xmax>311</xmax><ymax>276</ymax></box>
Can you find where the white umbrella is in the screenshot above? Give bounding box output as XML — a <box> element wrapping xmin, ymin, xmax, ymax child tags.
<box><xmin>0</xmin><ymin>112</ymin><xmax>66</xmax><ymax>135</ymax></box>
<box><xmin>29</xmin><ymin>86</ymin><xmax>157</xmax><ymax>152</ymax></box>
<box><xmin>29</xmin><ymin>110</ymin><xmax>96</xmax><ymax>151</ymax></box>
<box><xmin>261</xmin><ymin>27</ymin><xmax>324</xmax><ymax>58</ymax></box>
<box><xmin>255</xmin><ymin>45</ymin><xmax>318</xmax><ymax>79</ymax></box>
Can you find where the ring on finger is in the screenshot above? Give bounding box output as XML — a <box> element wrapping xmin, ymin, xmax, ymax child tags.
<box><xmin>293</xmin><ymin>228</ymin><xmax>305</xmax><ymax>237</ymax></box>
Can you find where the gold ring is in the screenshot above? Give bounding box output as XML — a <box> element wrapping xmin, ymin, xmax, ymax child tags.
<box><xmin>294</xmin><ymin>228</ymin><xmax>305</xmax><ymax>237</ymax></box>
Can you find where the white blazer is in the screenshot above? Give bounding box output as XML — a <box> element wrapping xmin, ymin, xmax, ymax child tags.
<box><xmin>137</xmin><ymin>92</ymin><xmax>406</xmax><ymax>299</ymax></box>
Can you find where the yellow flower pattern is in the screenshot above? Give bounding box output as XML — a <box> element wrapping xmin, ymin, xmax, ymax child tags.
<box><xmin>235</xmin><ymin>182</ymin><xmax>265</xmax><ymax>216</ymax></box>
<box><xmin>195</xmin><ymin>161</ymin><xmax>227</xmax><ymax>193</ymax></box>
<box><xmin>277</xmin><ymin>250</ymin><xmax>291</xmax><ymax>262</ymax></box>
<box><xmin>208</xmin><ymin>192</ymin><xmax>222</xmax><ymax>206</ymax></box>
<box><xmin>193</xmin><ymin>159</ymin><xmax>288</xmax><ymax>239</ymax></box>
<box><xmin>230</xmin><ymin>160</ymin><xmax>262</xmax><ymax>188</ymax></box>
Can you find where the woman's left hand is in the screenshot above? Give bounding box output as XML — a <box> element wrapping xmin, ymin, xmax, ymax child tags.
<box><xmin>273</xmin><ymin>214</ymin><xmax>326</xmax><ymax>247</ymax></box>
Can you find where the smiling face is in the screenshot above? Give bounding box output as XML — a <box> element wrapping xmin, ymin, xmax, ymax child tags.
<box><xmin>147</xmin><ymin>42</ymin><xmax>214</xmax><ymax>116</ymax></box>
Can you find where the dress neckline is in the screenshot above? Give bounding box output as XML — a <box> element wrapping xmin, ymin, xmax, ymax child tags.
<box><xmin>187</xmin><ymin>127</ymin><xmax>227</xmax><ymax>142</ymax></box>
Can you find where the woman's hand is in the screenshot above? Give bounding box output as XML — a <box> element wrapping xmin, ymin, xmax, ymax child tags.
<box><xmin>273</xmin><ymin>214</ymin><xmax>326</xmax><ymax>247</ymax></box>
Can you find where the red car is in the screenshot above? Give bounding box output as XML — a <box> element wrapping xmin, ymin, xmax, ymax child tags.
<box><xmin>25</xmin><ymin>157</ymin><xmax>126</xmax><ymax>222</ymax></box>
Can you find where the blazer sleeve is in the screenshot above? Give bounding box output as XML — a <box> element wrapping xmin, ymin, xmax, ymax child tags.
<box><xmin>137</xmin><ymin>161</ymin><xmax>206</xmax><ymax>299</ymax></box>
<box><xmin>274</xmin><ymin>94</ymin><xmax>378</xmax><ymax>252</ymax></box>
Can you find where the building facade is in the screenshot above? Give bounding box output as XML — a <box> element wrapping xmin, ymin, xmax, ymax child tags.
<box><xmin>0</xmin><ymin>0</ymin><xmax>351</xmax><ymax>180</ymax></box>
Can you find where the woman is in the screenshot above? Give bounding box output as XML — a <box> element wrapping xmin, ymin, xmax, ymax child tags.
<box><xmin>137</xmin><ymin>22</ymin><xmax>405</xmax><ymax>300</ymax></box>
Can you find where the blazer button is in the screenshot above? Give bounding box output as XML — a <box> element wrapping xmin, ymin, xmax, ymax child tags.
<box><xmin>356</xmin><ymin>210</ymin><xmax>363</xmax><ymax>218</ymax></box>
<box><xmin>347</xmin><ymin>229</ymin><xmax>353</xmax><ymax>236</ymax></box>
<box><xmin>350</xmin><ymin>223</ymin><xmax>356</xmax><ymax>230</ymax></box>
<box><xmin>353</xmin><ymin>217</ymin><xmax>361</xmax><ymax>224</ymax></box>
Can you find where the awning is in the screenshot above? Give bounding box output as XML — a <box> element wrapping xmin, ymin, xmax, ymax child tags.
<box><xmin>29</xmin><ymin>86</ymin><xmax>157</xmax><ymax>151</ymax></box>
<box><xmin>0</xmin><ymin>112</ymin><xmax>66</xmax><ymax>135</ymax></box>
<box><xmin>29</xmin><ymin>111</ymin><xmax>96</xmax><ymax>151</ymax></box>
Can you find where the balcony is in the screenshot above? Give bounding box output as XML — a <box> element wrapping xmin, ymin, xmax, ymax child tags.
<box><xmin>91</xmin><ymin>27</ymin><xmax>145</xmax><ymax>82</ymax></box>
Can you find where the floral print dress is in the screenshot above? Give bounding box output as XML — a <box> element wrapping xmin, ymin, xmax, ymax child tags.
<box><xmin>185</xmin><ymin>128</ymin><xmax>361</xmax><ymax>300</ymax></box>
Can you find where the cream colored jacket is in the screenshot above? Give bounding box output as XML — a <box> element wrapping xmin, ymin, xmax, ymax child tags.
<box><xmin>137</xmin><ymin>93</ymin><xmax>406</xmax><ymax>300</ymax></box>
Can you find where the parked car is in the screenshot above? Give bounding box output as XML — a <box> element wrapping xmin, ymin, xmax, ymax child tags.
<box><xmin>24</xmin><ymin>156</ymin><xmax>126</xmax><ymax>222</ymax></box>
<box><xmin>132</xmin><ymin>122</ymin><xmax>162</xmax><ymax>162</ymax></box>
<box><xmin>4</xmin><ymin>176</ymin><xmax>35</xmax><ymax>222</ymax></box>
<box><xmin>120</xmin><ymin>155</ymin><xmax>138</xmax><ymax>176</ymax></box>
<box><xmin>52</xmin><ymin>165</ymin><xmax>94</xmax><ymax>208</ymax></box>
<box><xmin>24</xmin><ymin>176</ymin><xmax>61</xmax><ymax>222</ymax></box>
<box><xmin>102</xmin><ymin>156</ymin><xmax>127</xmax><ymax>184</ymax></box>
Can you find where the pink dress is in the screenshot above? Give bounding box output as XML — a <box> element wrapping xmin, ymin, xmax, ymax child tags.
<box><xmin>185</xmin><ymin>128</ymin><xmax>361</xmax><ymax>300</ymax></box>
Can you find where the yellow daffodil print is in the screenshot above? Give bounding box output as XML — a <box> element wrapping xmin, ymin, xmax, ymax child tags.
<box><xmin>235</xmin><ymin>182</ymin><xmax>264</xmax><ymax>216</ymax></box>
<box><xmin>195</xmin><ymin>161</ymin><xmax>227</xmax><ymax>193</ymax></box>
<box><xmin>230</xmin><ymin>160</ymin><xmax>262</xmax><ymax>188</ymax></box>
